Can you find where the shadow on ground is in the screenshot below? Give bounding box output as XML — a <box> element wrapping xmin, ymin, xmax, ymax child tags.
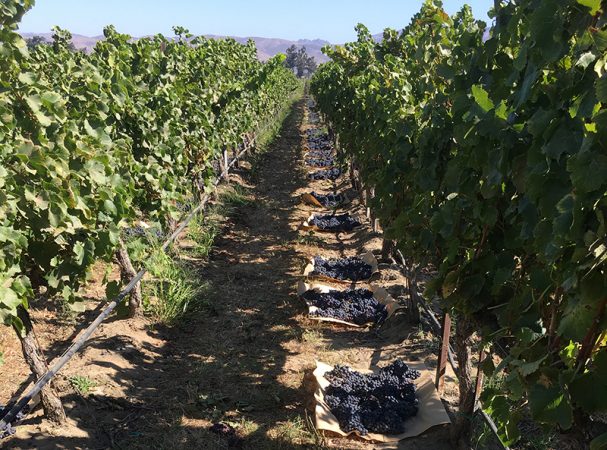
<box><xmin>7</xmin><ymin>100</ymin><xmax>320</xmax><ymax>450</ymax></box>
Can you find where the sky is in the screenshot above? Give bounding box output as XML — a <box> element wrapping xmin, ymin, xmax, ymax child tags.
<box><xmin>19</xmin><ymin>0</ymin><xmax>494</xmax><ymax>43</ymax></box>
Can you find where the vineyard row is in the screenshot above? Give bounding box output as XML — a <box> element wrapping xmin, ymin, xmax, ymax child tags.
<box><xmin>1</xmin><ymin>0</ymin><xmax>299</xmax><ymax>426</ymax></box>
<box><xmin>311</xmin><ymin>0</ymin><xmax>607</xmax><ymax>447</ymax></box>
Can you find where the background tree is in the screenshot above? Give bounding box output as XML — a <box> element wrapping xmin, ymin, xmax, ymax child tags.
<box><xmin>285</xmin><ymin>44</ymin><xmax>298</xmax><ymax>72</ymax></box>
<box><xmin>284</xmin><ymin>45</ymin><xmax>317</xmax><ymax>78</ymax></box>
<box><xmin>26</xmin><ymin>35</ymin><xmax>47</xmax><ymax>50</ymax></box>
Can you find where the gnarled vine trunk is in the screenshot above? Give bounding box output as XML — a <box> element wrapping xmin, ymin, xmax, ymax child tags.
<box><xmin>14</xmin><ymin>306</ymin><xmax>66</xmax><ymax>424</ymax></box>
<box><xmin>116</xmin><ymin>239</ymin><xmax>142</xmax><ymax>317</ymax></box>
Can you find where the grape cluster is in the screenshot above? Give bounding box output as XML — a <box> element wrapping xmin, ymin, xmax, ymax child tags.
<box><xmin>323</xmin><ymin>361</ymin><xmax>421</xmax><ymax>435</ymax></box>
<box><xmin>302</xmin><ymin>288</ymin><xmax>387</xmax><ymax>325</ymax></box>
<box><xmin>0</xmin><ymin>405</ymin><xmax>26</xmax><ymax>440</ymax></box>
<box><xmin>309</xmin><ymin>191</ymin><xmax>344</xmax><ymax>208</ymax></box>
<box><xmin>123</xmin><ymin>226</ymin><xmax>165</xmax><ymax>240</ymax></box>
<box><xmin>209</xmin><ymin>422</ymin><xmax>242</xmax><ymax>446</ymax></box>
<box><xmin>209</xmin><ymin>422</ymin><xmax>236</xmax><ymax>436</ymax></box>
<box><xmin>309</xmin><ymin>144</ymin><xmax>332</xmax><ymax>152</ymax></box>
<box><xmin>307</xmin><ymin>133</ymin><xmax>333</xmax><ymax>151</ymax></box>
<box><xmin>123</xmin><ymin>225</ymin><xmax>147</xmax><ymax>238</ymax></box>
<box><xmin>309</xmin><ymin>168</ymin><xmax>341</xmax><ymax>180</ymax></box>
<box><xmin>312</xmin><ymin>256</ymin><xmax>373</xmax><ymax>281</ymax></box>
<box><xmin>176</xmin><ymin>201</ymin><xmax>192</xmax><ymax>213</ymax></box>
<box><xmin>306</xmin><ymin>150</ymin><xmax>334</xmax><ymax>159</ymax></box>
<box><xmin>309</xmin><ymin>213</ymin><xmax>360</xmax><ymax>232</ymax></box>
<box><xmin>211</xmin><ymin>160</ymin><xmax>221</xmax><ymax>174</ymax></box>
<box><xmin>305</xmin><ymin>157</ymin><xmax>335</xmax><ymax>167</ymax></box>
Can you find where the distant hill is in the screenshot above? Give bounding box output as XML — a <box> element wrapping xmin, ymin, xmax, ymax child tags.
<box><xmin>20</xmin><ymin>32</ymin><xmax>331</xmax><ymax>63</ymax></box>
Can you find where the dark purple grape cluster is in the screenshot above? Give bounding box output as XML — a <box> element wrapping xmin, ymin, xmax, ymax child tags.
<box><xmin>309</xmin><ymin>213</ymin><xmax>360</xmax><ymax>232</ymax></box>
<box><xmin>305</xmin><ymin>157</ymin><xmax>335</xmax><ymax>167</ymax></box>
<box><xmin>211</xmin><ymin>160</ymin><xmax>221</xmax><ymax>174</ymax></box>
<box><xmin>323</xmin><ymin>361</ymin><xmax>421</xmax><ymax>435</ymax></box>
<box><xmin>209</xmin><ymin>422</ymin><xmax>236</xmax><ymax>436</ymax></box>
<box><xmin>309</xmin><ymin>191</ymin><xmax>344</xmax><ymax>208</ymax></box>
<box><xmin>307</xmin><ymin>133</ymin><xmax>333</xmax><ymax>151</ymax></box>
<box><xmin>209</xmin><ymin>422</ymin><xmax>242</xmax><ymax>446</ymax></box>
<box><xmin>123</xmin><ymin>226</ymin><xmax>164</xmax><ymax>240</ymax></box>
<box><xmin>0</xmin><ymin>405</ymin><xmax>26</xmax><ymax>440</ymax></box>
<box><xmin>306</xmin><ymin>150</ymin><xmax>334</xmax><ymax>159</ymax></box>
<box><xmin>312</xmin><ymin>256</ymin><xmax>373</xmax><ymax>281</ymax></box>
<box><xmin>176</xmin><ymin>201</ymin><xmax>192</xmax><ymax>213</ymax></box>
<box><xmin>301</xmin><ymin>288</ymin><xmax>387</xmax><ymax>325</ymax></box>
<box><xmin>309</xmin><ymin>168</ymin><xmax>341</xmax><ymax>181</ymax></box>
<box><xmin>123</xmin><ymin>225</ymin><xmax>146</xmax><ymax>238</ymax></box>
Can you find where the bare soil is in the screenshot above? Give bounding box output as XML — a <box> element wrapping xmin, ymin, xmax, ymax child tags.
<box><xmin>1</xmin><ymin>97</ymin><xmax>457</xmax><ymax>449</ymax></box>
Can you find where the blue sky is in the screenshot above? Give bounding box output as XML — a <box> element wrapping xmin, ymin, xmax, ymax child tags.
<box><xmin>19</xmin><ymin>0</ymin><xmax>494</xmax><ymax>43</ymax></box>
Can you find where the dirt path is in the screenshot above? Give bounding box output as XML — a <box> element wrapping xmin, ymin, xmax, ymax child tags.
<box><xmin>4</xmin><ymin>97</ymin><xmax>454</xmax><ymax>449</ymax></box>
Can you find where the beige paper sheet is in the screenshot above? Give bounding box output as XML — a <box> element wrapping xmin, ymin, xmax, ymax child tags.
<box><xmin>301</xmin><ymin>213</ymin><xmax>362</xmax><ymax>233</ymax></box>
<box><xmin>300</xmin><ymin>192</ymin><xmax>351</xmax><ymax>209</ymax></box>
<box><xmin>297</xmin><ymin>282</ymin><xmax>401</xmax><ymax>327</ymax></box>
<box><xmin>313</xmin><ymin>361</ymin><xmax>451</xmax><ymax>443</ymax></box>
<box><xmin>303</xmin><ymin>252</ymin><xmax>379</xmax><ymax>284</ymax></box>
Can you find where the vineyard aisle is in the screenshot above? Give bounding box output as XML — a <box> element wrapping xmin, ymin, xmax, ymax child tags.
<box><xmin>3</xmin><ymin>97</ymin><xmax>453</xmax><ymax>450</ymax></box>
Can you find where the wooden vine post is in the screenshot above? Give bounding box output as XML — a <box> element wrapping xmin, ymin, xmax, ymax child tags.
<box><xmin>116</xmin><ymin>239</ymin><xmax>143</xmax><ymax>317</ymax></box>
<box><xmin>435</xmin><ymin>312</ymin><xmax>452</xmax><ymax>394</ymax></box>
<box><xmin>223</xmin><ymin>148</ymin><xmax>230</xmax><ymax>182</ymax></box>
<box><xmin>232</xmin><ymin>146</ymin><xmax>240</xmax><ymax>169</ymax></box>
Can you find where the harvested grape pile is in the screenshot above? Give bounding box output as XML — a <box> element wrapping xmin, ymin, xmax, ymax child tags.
<box><xmin>306</xmin><ymin>157</ymin><xmax>335</xmax><ymax>167</ymax></box>
<box><xmin>323</xmin><ymin>361</ymin><xmax>421</xmax><ymax>435</ymax></box>
<box><xmin>309</xmin><ymin>191</ymin><xmax>345</xmax><ymax>208</ymax></box>
<box><xmin>309</xmin><ymin>168</ymin><xmax>341</xmax><ymax>181</ymax></box>
<box><xmin>301</xmin><ymin>288</ymin><xmax>387</xmax><ymax>325</ymax></box>
<box><xmin>309</xmin><ymin>213</ymin><xmax>360</xmax><ymax>232</ymax></box>
<box><xmin>307</xmin><ymin>134</ymin><xmax>333</xmax><ymax>151</ymax></box>
<box><xmin>311</xmin><ymin>256</ymin><xmax>373</xmax><ymax>281</ymax></box>
<box><xmin>306</xmin><ymin>150</ymin><xmax>334</xmax><ymax>159</ymax></box>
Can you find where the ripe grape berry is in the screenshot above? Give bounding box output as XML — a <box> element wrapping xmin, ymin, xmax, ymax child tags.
<box><xmin>309</xmin><ymin>213</ymin><xmax>360</xmax><ymax>232</ymax></box>
<box><xmin>301</xmin><ymin>288</ymin><xmax>387</xmax><ymax>325</ymax></box>
<box><xmin>323</xmin><ymin>361</ymin><xmax>421</xmax><ymax>435</ymax></box>
<box><xmin>309</xmin><ymin>191</ymin><xmax>344</xmax><ymax>208</ymax></box>
<box><xmin>312</xmin><ymin>256</ymin><xmax>373</xmax><ymax>281</ymax></box>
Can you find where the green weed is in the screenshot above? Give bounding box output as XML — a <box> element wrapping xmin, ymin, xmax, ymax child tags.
<box><xmin>144</xmin><ymin>250</ymin><xmax>207</xmax><ymax>324</ymax></box>
<box><xmin>69</xmin><ymin>375</ymin><xmax>96</xmax><ymax>395</ymax></box>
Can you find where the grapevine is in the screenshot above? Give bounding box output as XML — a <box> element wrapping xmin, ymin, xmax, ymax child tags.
<box><xmin>311</xmin><ymin>0</ymin><xmax>607</xmax><ymax>446</ymax></box>
<box><xmin>0</xmin><ymin>0</ymin><xmax>298</xmax><ymax>424</ymax></box>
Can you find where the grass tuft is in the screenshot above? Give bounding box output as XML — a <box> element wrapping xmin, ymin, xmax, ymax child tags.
<box><xmin>144</xmin><ymin>250</ymin><xmax>208</xmax><ymax>324</ymax></box>
<box><xmin>69</xmin><ymin>375</ymin><xmax>96</xmax><ymax>395</ymax></box>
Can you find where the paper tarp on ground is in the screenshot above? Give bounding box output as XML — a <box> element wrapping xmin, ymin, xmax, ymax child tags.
<box><xmin>313</xmin><ymin>361</ymin><xmax>451</xmax><ymax>443</ymax></box>
<box><xmin>297</xmin><ymin>282</ymin><xmax>400</xmax><ymax>327</ymax></box>
<box><xmin>303</xmin><ymin>252</ymin><xmax>378</xmax><ymax>284</ymax></box>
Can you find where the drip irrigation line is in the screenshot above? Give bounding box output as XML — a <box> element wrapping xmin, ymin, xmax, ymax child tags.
<box><xmin>0</xmin><ymin>99</ymin><xmax>293</xmax><ymax>433</ymax></box>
